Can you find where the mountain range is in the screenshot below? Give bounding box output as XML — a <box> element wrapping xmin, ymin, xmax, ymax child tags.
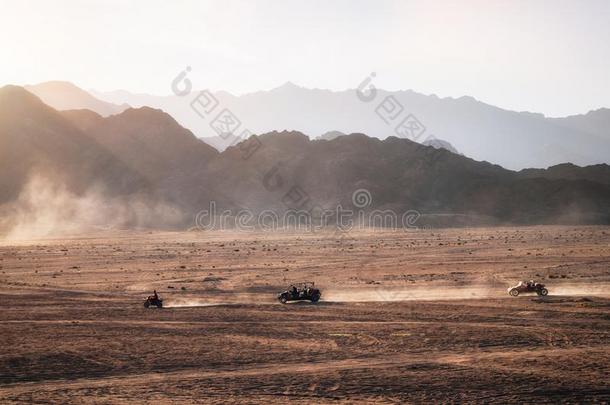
<box><xmin>315</xmin><ymin>130</ymin><xmax>460</xmax><ymax>155</ymax></box>
<box><xmin>1</xmin><ymin>83</ymin><xmax>609</xmax><ymax>234</ymax></box>
<box><xmin>0</xmin><ymin>85</ymin><xmax>147</xmax><ymax>205</ymax></box>
<box><xmin>23</xmin><ymin>81</ymin><xmax>610</xmax><ymax>170</ymax></box>
<box><xmin>88</xmin><ymin>81</ymin><xmax>610</xmax><ymax>170</ymax></box>
<box><xmin>26</xmin><ymin>81</ymin><xmax>129</xmax><ymax>117</ymax></box>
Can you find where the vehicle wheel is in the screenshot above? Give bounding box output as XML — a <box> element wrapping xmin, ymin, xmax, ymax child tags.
<box><xmin>157</xmin><ymin>303</ymin><xmax>163</xmax><ymax>308</ymax></box>
<box><xmin>509</xmin><ymin>289</ymin><xmax>519</xmax><ymax>297</ymax></box>
<box><xmin>144</xmin><ymin>301</ymin><xmax>150</xmax><ymax>308</ymax></box>
<box><xmin>279</xmin><ymin>296</ymin><xmax>287</xmax><ymax>304</ymax></box>
<box><xmin>310</xmin><ymin>294</ymin><xmax>320</xmax><ymax>303</ymax></box>
<box><xmin>539</xmin><ymin>288</ymin><xmax>548</xmax><ymax>296</ymax></box>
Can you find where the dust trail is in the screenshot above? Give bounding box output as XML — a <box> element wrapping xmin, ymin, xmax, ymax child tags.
<box><xmin>0</xmin><ymin>175</ymin><xmax>185</xmax><ymax>241</ymax></box>
<box><xmin>547</xmin><ymin>284</ymin><xmax>610</xmax><ymax>297</ymax></box>
<box><xmin>161</xmin><ymin>296</ymin><xmax>272</xmax><ymax>308</ymax></box>
<box><xmin>156</xmin><ymin>284</ymin><xmax>610</xmax><ymax>307</ymax></box>
<box><xmin>163</xmin><ymin>298</ymin><xmax>233</xmax><ymax>308</ymax></box>
<box><xmin>324</xmin><ymin>283</ymin><xmax>610</xmax><ymax>302</ymax></box>
<box><xmin>324</xmin><ymin>286</ymin><xmax>496</xmax><ymax>302</ymax></box>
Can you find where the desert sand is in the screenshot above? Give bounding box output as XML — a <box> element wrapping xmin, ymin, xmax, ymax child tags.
<box><xmin>1</xmin><ymin>226</ymin><xmax>609</xmax><ymax>403</ymax></box>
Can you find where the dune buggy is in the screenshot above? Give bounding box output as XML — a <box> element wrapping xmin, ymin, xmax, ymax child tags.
<box><xmin>278</xmin><ymin>282</ymin><xmax>321</xmax><ymax>304</ymax></box>
<box><xmin>508</xmin><ymin>281</ymin><xmax>548</xmax><ymax>297</ymax></box>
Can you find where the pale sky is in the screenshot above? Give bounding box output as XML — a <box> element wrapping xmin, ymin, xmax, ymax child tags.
<box><xmin>1</xmin><ymin>0</ymin><xmax>609</xmax><ymax>117</ymax></box>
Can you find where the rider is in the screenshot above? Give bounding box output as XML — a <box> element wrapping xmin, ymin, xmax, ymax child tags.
<box><xmin>153</xmin><ymin>290</ymin><xmax>159</xmax><ymax>300</ymax></box>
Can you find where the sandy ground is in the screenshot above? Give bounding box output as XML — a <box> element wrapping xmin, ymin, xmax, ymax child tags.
<box><xmin>1</xmin><ymin>226</ymin><xmax>609</xmax><ymax>403</ymax></box>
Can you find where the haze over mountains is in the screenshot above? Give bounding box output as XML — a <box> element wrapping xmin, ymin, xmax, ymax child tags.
<box><xmin>22</xmin><ymin>81</ymin><xmax>610</xmax><ymax>170</ymax></box>
<box><xmin>0</xmin><ymin>85</ymin><xmax>146</xmax><ymax>204</ymax></box>
<box><xmin>0</xmin><ymin>86</ymin><xmax>175</xmax><ymax>237</ymax></box>
<box><xmin>26</xmin><ymin>81</ymin><xmax>129</xmax><ymax>117</ymax></box>
<box><xmin>91</xmin><ymin>82</ymin><xmax>610</xmax><ymax>170</ymax></box>
<box><xmin>1</xmin><ymin>83</ymin><xmax>610</xmax><ymax>237</ymax></box>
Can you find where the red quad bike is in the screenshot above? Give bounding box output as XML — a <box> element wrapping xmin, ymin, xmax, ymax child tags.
<box><xmin>508</xmin><ymin>281</ymin><xmax>548</xmax><ymax>297</ymax></box>
<box><xmin>278</xmin><ymin>282</ymin><xmax>321</xmax><ymax>304</ymax></box>
<box><xmin>144</xmin><ymin>295</ymin><xmax>163</xmax><ymax>308</ymax></box>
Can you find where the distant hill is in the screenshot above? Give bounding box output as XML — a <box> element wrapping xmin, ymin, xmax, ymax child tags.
<box><xmin>61</xmin><ymin>107</ymin><xmax>220</xmax><ymax>210</ymax></box>
<box><xmin>25</xmin><ymin>81</ymin><xmax>129</xmax><ymax>117</ymax></box>
<box><xmin>549</xmin><ymin>108</ymin><xmax>610</xmax><ymax>141</ymax></box>
<box><xmin>0</xmin><ymin>85</ymin><xmax>147</xmax><ymax>205</ymax></box>
<box><xmin>200</xmin><ymin>134</ymin><xmax>243</xmax><ymax>152</ymax></box>
<box><xmin>519</xmin><ymin>163</ymin><xmax>610</xmax><ymax>186</ymax></box>
<box><xmin>316</xmin><ymin>131</ymin><xmax>348</xmax><ymax>141</ymax></box>
<box><xmin>93</xmin><ymin>82</ymin><xmax>610</xmax><ymax>170</ymax></box>
<box><xmin>2</xmin><ymin>86</ymin><xmax>609</xmax><ymax>232</ymax></box>
<box><xmin>206</xmin><ymin>131</ymin><xmax>610</xmax><ymax>225</ymax></box>
<box><xmin>62</xmin><ymin>107</ymin><xmax>218</xmax><ymax>181</ymax></box>
<box><xmin>316</xmin><ymin>131</ymin><xmax>462</xmax><ymax>154</ymax></box>
<box><xmin>421</xmin><ymin>137</ymin><xmax>460</xmax><ymax>154</ymax></box>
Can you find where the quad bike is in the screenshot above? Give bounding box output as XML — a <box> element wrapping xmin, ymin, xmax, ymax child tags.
<box><xmin>278</xmin><ymin>282</ymin><xmax>321</xmax><ymax>304</ymax></box>
<box><xmin>508</xmin><ymin>281</ymin><xmax>548</xmax><ymax>297</ymax></box>
<box><xmin>144</xmin><ymin>295</ymin><xmax>163</xmax><ymax>308</ymax></box>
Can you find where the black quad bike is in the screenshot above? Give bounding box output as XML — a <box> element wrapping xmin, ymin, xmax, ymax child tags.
<box><xmin>278</xmin><ymin>282</ymin><xmax>321</xmax><ymax>304</ymax></box>
<box><xmin>144</xmin><ymin>295</ymin><xmax>163</xmax><ymax>308</ymax></box>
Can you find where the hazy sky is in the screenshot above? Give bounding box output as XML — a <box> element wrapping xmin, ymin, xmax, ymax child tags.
<box><xmin>1</xmin><ymin>0</ymin><xmax>609</xmax><ymax>116</ymax></box>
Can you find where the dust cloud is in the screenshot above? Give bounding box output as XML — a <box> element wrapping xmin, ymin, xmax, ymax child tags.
<box><xmin>324</xmin><ymin>286</ymin><xmax>498</xmax><ymax>302</ymax></box>
<box><xmin>164</xmin><ymin>298</ymin><xmax>233</xmax><ymax>308</ymax></box>
<box><xmin>549</xmin><ymin>284</ymin><xmax>610</xmax><ymax>297</ymax></box>
<box><xmin>325</xmin><ymin>284</ymin><xmax>610</xmax><ymax>302</ymax></box>
<box><xmin>0</xmin><ymin>176</ymin><xmax>185</xmax><ymax>240</ymax></box>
